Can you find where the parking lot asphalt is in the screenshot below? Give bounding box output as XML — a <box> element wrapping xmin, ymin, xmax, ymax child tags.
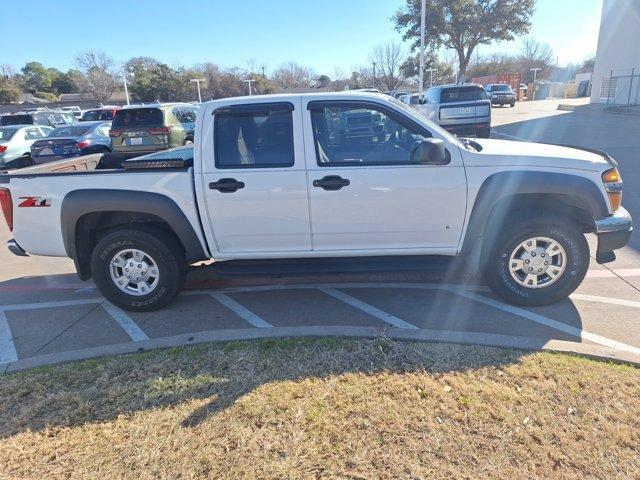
<box><xmin>1</xmin><ymin>97</ymin><xmax>639</xmax><ymax>372</ymax></box>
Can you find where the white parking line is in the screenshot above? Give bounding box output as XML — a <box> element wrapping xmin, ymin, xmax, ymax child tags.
<box><xmin>571</xmin><ymin>293</ymin><xmax>640</xmax><ymax>309</ymax></box>
<box><xmin>586</xmin><ymin>268</ymin><xmax>640</xmax><ymax>279</ymax></box>
<box><xmin>447</xmin><ymin>287</ymin><xmax>640</xmax><ymax>355</ymax></box>
<box><xmin>0</xmin><ymin>309</ymin><xmax>18</xmax><ymax>364</ymax></box>
<box><xmin>1</xmin><ymin>298</ymin><xmax>103</xmax><ymax>311</ymax></box>
<box><xmin>211</xmin><ymin>292</ymin><xmax>273</xmax><ymax>328</ymax></box>
<box><xmin>319</xmin><ymin>287</ymin><xmax>419</xmax><ymax>330</ymax></box>
<box><xmin>101</xmin><ymin>302</ymin><xmax>149</xmax><ymax>342</ymax></box>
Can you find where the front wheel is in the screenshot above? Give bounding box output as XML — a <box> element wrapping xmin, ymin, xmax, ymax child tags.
<box><xmin>510</xmin><ymin>102</ymin><xmax>516</xmax><ymax>107</ymax></box>
<box><xmin>91</xmin><ymin>227</ymin><xmax>186</xmax><ymax>311</ymax></box>
<box><xmin>484</xmin><ymin>218</ymin><xmax>589</xmax><ymax>306</ymax></box>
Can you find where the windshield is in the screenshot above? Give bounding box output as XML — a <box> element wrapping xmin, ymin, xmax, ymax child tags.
<box><xmin>113</xmin><ymin>108</ymin><xmax>164</xmax><ymax>127</ymax></box>
<box><xmin>440</xmin><ymin>87</ymin><xmax>487</xmax><ymax>103</ymax></box>
<box><xmin>0</xmin><ymin>127</ymin><xmax>19</xmax><ymax>140</ymax></box>
<box><xmin>48</xmin><ymin>126</ymin><xmax>91</xmax><ymax>137</ymax></box>
<box><xmin>490</xmin><ymin>84</ymin><xmax>512</xmax><ymax>92</ymax></box>
<box><xmin>82</xmin><ymin>110</ymin><xmax>115</xmax><ymax>121</ymax></box>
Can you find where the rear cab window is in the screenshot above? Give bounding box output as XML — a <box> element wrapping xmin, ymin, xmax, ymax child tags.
<box><xmin>82</xmin><ymin>109</ymin><xmax>116</xmax><ymax>121</ymax></box>
<box><xmin>440</xmin><ymin>87</ymin><xmax>487</xmax><ymax>103</ymax></box>
<box><xmin>214</xmin><ymin>103</ymin><xmax>294</xmax><ymax>169</ymax></box>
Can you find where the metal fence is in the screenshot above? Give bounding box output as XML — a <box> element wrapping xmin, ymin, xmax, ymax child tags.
<box><xmin>600</xmin><ymin>68</ymin><xmax>640</xmax><ymax>106</ymax></box>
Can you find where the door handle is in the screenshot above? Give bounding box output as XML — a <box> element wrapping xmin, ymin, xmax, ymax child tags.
<box><xmin>313</xmin><ymin>175</ymin><xmax>350</xmax><ymax>191</ymax></box>
<box><xmin>209</xmin><ymin>178</ymin><xmax>245</xmax><ymax>193</ymax></box>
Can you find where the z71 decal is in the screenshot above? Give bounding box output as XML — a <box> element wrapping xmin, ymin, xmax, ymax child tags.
<box><xmin>18</xmin><ymin>196</ymin><xmax>51</xmax><ymax>207</ymax></box>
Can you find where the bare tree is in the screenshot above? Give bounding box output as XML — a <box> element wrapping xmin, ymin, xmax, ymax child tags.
<box><xmin>0</xmin><ymin>64</ymin><xmax>16</xmax><ymax>81</ymax></box>
<box><xmin>271</xmin><ymin>62</ymin><xmax>314</xmax><ymax>89</ymax></box>
<box><xmin>518</xmin><ymin>38</ymin><xmax>554</xmax><ymax>82</ymax></box>
<box><xmin>74</xmin><ymin>50</ymin><xmax>117</xmax><ymax>102</ymax></box>
<box><xmin>370</xmin><ymin>41</ymin><xmax>406</xmax><ymax>92</ymax></box>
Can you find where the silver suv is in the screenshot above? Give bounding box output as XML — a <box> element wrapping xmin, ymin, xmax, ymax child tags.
<box><xmin>419</xmin><ymin>84</ymin><xmax>491</xmax><ymax>138</ymax></box>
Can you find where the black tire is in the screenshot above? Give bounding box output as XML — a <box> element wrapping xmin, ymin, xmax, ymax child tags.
<box><xmin>484</xmin><ymin>217</ymin><xmax>589</xmax><ymax>306</ymax></box>
<box><xmin>510</xmin><ymin>102</ymin><xmax>516</xmax><ymax>107</ymax></box>
<box><xmin>91</xmin><ymin>227</ymin><xmax>186</xmax><ymax>311</ymax></box>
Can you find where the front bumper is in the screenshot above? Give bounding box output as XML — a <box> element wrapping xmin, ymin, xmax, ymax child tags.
<box><xmin>594</xmin><ymin>206</ymin><xmax>633</xmax><ymax>263</ymax></box>
<box><xmin>7</xmin><ymin>239</ymin><xmax>29</xmax><ymax>257</ymax></box>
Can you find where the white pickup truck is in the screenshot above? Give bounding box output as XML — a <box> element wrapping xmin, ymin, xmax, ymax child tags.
<box><xmin>0</xmin><ymin>92</ymin><xmax>632</xmax><ymax>311</ymax></box>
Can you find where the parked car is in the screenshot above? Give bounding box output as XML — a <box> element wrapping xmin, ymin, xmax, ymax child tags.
<box><xmin>485</xmin><ymin>84</ymin><xmax>517</xmax><ymax>107</ymax></box>
<box><xmin>80</xmin><ymin>107</ymin><xmax>120</xmax><ymax>122</ymax></box>
<box><xmin>420</xmin><ymin>84</ymin><xmax>491</xmax><ymax>138</ymax></box>
<box><xmin>0</xmin><ymin>111</ymin><xmax>75</xmax><ymax>128</ymax></box>
<box><xmin>0</xmin><ymin>125</ymin><xmax>53</xmax><ymax>169</ymax></box>
<box><xmin>0</xmin><ymin>92</ymin><xmax>631</xmax><ymax>312</ymax></box>
<box><xmin>101</xmin><ymin>103</ymin><xmax>197</xmax><ymax>168</ymax></box>
<box><xmin>30</xmin><ymin>122</ymin><xmax>111</xmax><ymax>164</ymax></box>
<box><xmin>59</xmin><ymin>106</ymin><xmax>83</xmax><ymax>120</ymax></box>
<box><xmin>520</xmin><ymin>83</ymin><xmax>528</xmax><ymax>97</ymax></box>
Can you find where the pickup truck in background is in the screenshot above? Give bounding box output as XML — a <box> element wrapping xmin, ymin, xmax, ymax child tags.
<box><xmin>0</xmin><ymin>92</ymin><xmax>633</xmax><ymax>311</ymax></box>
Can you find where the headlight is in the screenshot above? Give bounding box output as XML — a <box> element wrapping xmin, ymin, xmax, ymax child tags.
<box><xmin>602</xmin><ymin>167</ymin><xmax>623</xmax><ymax>211</ymax></box>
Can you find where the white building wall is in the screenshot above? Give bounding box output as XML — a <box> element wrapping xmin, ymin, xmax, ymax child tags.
<box><xmin>591</xmin><ymin>0</ymin><xmax>640</xmax><ymax>104</ymax></box>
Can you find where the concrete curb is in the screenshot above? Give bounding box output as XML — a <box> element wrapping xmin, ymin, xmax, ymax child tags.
<box><xmin>2</xmin><ymin>325</ymin><xmax>639</xmax><ymax>374</ymax></box>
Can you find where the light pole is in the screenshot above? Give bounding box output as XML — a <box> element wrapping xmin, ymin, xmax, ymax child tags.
<box><xmin>121</xmin><ymin>72</ymin><xmax>130</xmax><ymax>105</ymax></box>
<box><xmin>418</xmin><ymin>0</ymin><xmax>426</xmax><ymax>98</ymax></box>
<box><xmin>190</xmin><ymin>78</ymin><xmax>206</xmax><ymax>103</ymax></box>
<box><xmin>530</xmin><ymin>68</ymin><xmax>541</xmax><ymax>100</ymax></box>
<box><xmin>243</xmin><ymin>78</ymin><xmax>255</xmax><ymax>96</ymax></box>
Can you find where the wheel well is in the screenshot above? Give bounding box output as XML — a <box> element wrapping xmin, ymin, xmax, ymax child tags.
<box><xmin>74</xmin><ymin>211</ymin><xmax>186</xmax><ymax>280</ymax></box>
<box><xmin>482</xmin><ymin>193</ymin><xmax>595</xmax><ymax>245</ymax></box>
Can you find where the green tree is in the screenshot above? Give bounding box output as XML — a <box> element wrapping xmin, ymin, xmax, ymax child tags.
<box><xmin>394</xmin><ymin>0</ymin><xmax>535</xmax><ymax>77</ymax></box>
<box><xmin>49</xmin><ymin>68</ymin><xmax>79</xmax><ymax>94</ymax></box>
<box><xmin>0</xmin><ymin>81</ymin><xmax>21</xmax><ymax>103</ymax></box>
<box><xmin>400</xmin><ymin>52</ymin><xmax>455</xmax><ymax>86</ymax></box>
<box><xmin>21</xmin><ymin>61</ymin><xmax>52</xmax><ymax>92</ymax></box>
<box><xmin>125</xmin><ymin>57</ymin><xmax>184</xmax><ymax>102</ymax></box>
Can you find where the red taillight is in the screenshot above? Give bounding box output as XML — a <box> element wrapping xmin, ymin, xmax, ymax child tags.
<box><xmin>0</xmin><ymin>145</ymin><xmax>7</xmax><ymax>153</ymax></box>
<box><xmin>109</xmin><ymin>130</ymin><xmax>122</xmax><ymax>137</ymax></box>
<box><xmin>0</xmin><ymin>188</ymin><xmax>13</xmax><ymax>231</ymax></box>
<box><xmin>148</xmin><ymin>126</ymin><xmax>172</xmax><ymax>135</ymax></box>
<box><xmin>76</xmin><ymin>140</ymin><xmax>90</xmax><ymax>149</ymax></box>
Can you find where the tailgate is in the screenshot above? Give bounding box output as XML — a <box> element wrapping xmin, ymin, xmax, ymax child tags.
<box><xmin>439</xmin><ymin>101</ymin><xmax>490</xmax><ymax>121</ymax></box>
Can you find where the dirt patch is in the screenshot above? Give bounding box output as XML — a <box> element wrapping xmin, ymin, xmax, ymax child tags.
<box><xmin>1</xmin><ymin>338</ymin><xmax>638</xmax><ymax>479</ymax></box>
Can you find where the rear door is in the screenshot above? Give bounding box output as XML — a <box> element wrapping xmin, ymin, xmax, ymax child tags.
<box><xmin>199</xmin><ymin>99</ymin><xmax>312</xmax><ymax>254</ymax></box>
<box><xmin>303</xmin><ymin>100</ymin><xmax>467</xmax><ymax>252</ymax></box>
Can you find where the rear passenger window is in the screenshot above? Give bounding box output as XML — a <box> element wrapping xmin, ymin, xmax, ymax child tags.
<box><xmin>214</xmin><ymin>103</ymin><xmax>294</xmax><ymax>169</ymax></box>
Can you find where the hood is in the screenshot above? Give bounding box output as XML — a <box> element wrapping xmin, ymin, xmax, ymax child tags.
<box><xmin>467</xmin><ymin>138</ymin><xmax>611</xmax><ymax>172</ymax></box>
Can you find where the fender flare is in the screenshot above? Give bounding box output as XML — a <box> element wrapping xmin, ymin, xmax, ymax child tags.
<box><xmin>460</xmin><ymin>170</ymin><xmax>608</xmax><ymax>255</ymax></box>
<box><xmin>60</xmin><ymin>189</ymin><xmax>208</xmax><ymax>262</ymax></box>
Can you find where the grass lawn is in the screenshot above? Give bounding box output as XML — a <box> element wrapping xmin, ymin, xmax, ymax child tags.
<box><xmin>1</xmin><ymin>338</ymin><xmax>639</xmax><ymax>479</ymax></box>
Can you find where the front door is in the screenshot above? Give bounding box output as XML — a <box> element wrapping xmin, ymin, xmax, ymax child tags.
<box><xmin>201</xmin><ymin>100</ymin><xmax>312</xmax><ymax>254</ymax></box>
<box><xmin>303</xmin><ymin>100</ymin><xmax>467</xmax><ymax>252</ymax></box>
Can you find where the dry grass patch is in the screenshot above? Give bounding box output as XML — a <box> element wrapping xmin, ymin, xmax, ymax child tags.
<box><xmin>0</xmin><ymin>338</ymin><xmax>639</xmax><ymax>479</ymax></box>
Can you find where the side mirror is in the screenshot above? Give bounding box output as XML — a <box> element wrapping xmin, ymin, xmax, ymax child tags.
<box><xmin>410</xmin><ymin>138</ymin><xmax>449</xmax><ymax>165</ymax></box>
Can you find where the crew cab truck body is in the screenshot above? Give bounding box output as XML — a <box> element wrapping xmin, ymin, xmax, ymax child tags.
<box><xmin>0</xmin><ymin>92</ymin><xmax>632</xmax><ymax>311</ymax></box>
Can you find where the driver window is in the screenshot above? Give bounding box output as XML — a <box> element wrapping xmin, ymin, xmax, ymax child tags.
<box><xmin>310</xmin><ymin>104</ymin><xmax>431</xmax><ymax>166</ymax></box>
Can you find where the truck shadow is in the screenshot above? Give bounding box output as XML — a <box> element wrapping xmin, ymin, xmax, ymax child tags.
<box><xmin>0</xmin><ymin>331</ymin><xmax>586</xmax><ymax>439</ymax></box>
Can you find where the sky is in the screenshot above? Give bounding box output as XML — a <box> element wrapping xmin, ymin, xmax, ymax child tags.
<box><xmin>3</xmin><ymin>0</ymin><xmax>603</xmax><ymax>74</ymax></box>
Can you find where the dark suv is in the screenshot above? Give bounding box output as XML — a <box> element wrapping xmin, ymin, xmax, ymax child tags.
<box><xmin>0</xmin><ymin>111</ymin><xmax>75</xmax><ymax>128</ymax></box>
<box><xmin>485</xmin><ymin>84</ymin><xmax>517</xmax><ymax>107</ymax></box>
<box><xmin>100</xmin><ymin>103</ymin><xmax>197</xmax><ymax>168</ymax></box>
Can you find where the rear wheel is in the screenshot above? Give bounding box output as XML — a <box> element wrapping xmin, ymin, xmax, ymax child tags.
<box><xmin>484</xmin><ymin>217</ymin><xmax>589</xmax><ymax>306</ymax></box>
<box><xmin>91</xmin><ymin>227</ymin><xmax>186</xmax><ymax>311</ymax></box>
<box><xmin>510</xmin><ymin>101</ymin><xmax>516</xmax><ymax>107</ymax></box>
